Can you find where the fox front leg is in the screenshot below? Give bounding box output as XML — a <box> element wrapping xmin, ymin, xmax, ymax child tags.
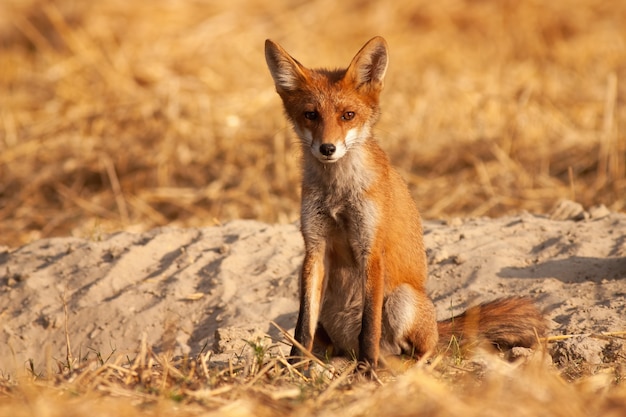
<box><xmin>290</xmin><ymin>245</ymin><xmax>326</xmax><ymax>362</ymax></box>
<box><xmin>357</xmin><ymin>251</ymin><xmax>385</xmax><ymax>368</ymax></box>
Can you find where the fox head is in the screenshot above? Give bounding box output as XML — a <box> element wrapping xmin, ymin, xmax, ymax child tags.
<box><xmin>265</xmin><ymin>37</ymin><xmax>388</xmax><ymax>164</ymax></box>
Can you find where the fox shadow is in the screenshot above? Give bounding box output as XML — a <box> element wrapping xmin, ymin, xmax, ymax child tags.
<box><xmin>497</xmin><ymin>256</ymin><xmax>626</xmax><ymax>283</ymax></box>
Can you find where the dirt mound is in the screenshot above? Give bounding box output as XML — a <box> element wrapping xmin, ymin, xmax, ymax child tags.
<box><xmin>2</xmin><ymin>212</ymin><xmax>625</xmax><ymax>373</ymax></box>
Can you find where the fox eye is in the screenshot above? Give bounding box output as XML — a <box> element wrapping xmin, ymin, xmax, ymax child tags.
<box><xmin>304</xmin><ymin>111</ymin><xmax>318</xmax><ymax>120</ymax></box>
<box><xmin>342</xmin><ymin>111</ymin><xmax>355</xmax><ymax>121</ymax></box>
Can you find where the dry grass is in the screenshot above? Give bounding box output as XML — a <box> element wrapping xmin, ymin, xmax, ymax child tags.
<box><xmin>1</xmin><ymin>0</ymin><xmax>624</xmax><ymax>246</ymax></box>
<box><xmin>1</xmin><ymin>331</ymin><xmax>625</xmax><ymax>417</ymax></box>
<box><xmin>1</xmin><ymin>0</ymin><xmax>625</xmax><ymax>415</ymax></box>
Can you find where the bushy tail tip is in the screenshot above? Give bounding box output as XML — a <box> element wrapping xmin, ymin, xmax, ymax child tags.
<box><xmin>437</xmin><ymin>297</ymin><xmax>547</xmax><ymax>350</ymax></box>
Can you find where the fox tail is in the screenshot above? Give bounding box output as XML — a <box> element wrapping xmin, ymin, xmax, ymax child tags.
<box><xmin>437</xmin><ymin>297</ymin><xmax>547</xmax><ymax>350</ymax></box>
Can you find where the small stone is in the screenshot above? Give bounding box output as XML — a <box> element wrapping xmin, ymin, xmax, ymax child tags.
<box><xmin>549</xmin><ymin>199</ymin><xmax>587</xmax><ymax>221</ymax></box>
<box><xmin>509</xmin><ymin>346</ymin><xmax>534</xmax><ymax>360</ymax></box>
<box><xmin>453</xmin><ymin>253</ymin><xmax>468</xmax><ymax>265</ymax></box>
<box><xmin>589</xmin><ymin>204</ymin><xmax>610</xmax><ymax>219</ymax></box>
<box><xmin>447</xmin><ymin>218</ymin><xmax>463</xmax><ymax>227</ymax></box>
<box><xmin>432</xmin><ymin>250</ymin><xmax>449</xmax><ymax>264</ymax></box>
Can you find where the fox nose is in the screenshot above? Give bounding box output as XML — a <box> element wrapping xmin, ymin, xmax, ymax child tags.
<box><xmin>319</xmin><ymin>143</ymin><xmax>336</xmax><ymax>156</ymax></box>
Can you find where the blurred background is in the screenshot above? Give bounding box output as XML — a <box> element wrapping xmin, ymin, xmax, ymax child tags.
<box><xmin>1</xmin><ymin>0</ymin><xmax>624</xmax><ymax>246</ymax></box>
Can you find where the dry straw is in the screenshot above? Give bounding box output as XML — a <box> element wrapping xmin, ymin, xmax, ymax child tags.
<box><xmin>1</xmin><ymin>327</ymin><xmax>625</xmax><ymax>417</ymax></box>
<box><xmin>0</xmin><ymin>0</ymin><xmax>625</xmax><ymax>413</ymax></box>
<box><xmin>1</xmin><ymin>0</ymin><xmax>624</xmax><ymax>246</ymax></box>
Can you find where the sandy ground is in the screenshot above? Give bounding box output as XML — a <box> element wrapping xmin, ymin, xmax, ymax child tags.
<box><xmin>1</xmin><ymin>202</ymin><xmax>625</xmax><ymax>374</ymax></box>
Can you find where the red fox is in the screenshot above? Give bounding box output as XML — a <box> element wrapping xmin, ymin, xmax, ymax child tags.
<box><xmin>265</xmin><ymin>36</ymin><xmax>546</xmax><ymax>368</ymax></box>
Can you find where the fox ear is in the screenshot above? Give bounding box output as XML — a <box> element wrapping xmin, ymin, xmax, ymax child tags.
<box><xmin>346</xmin><ymin>36</ymin><xmax>388</xmax><ymax>91</ymax></box>
<box><xmin>265</xmin><ymin>39</ymin><xmax>308</xmax><ymax>92</ymax></box>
